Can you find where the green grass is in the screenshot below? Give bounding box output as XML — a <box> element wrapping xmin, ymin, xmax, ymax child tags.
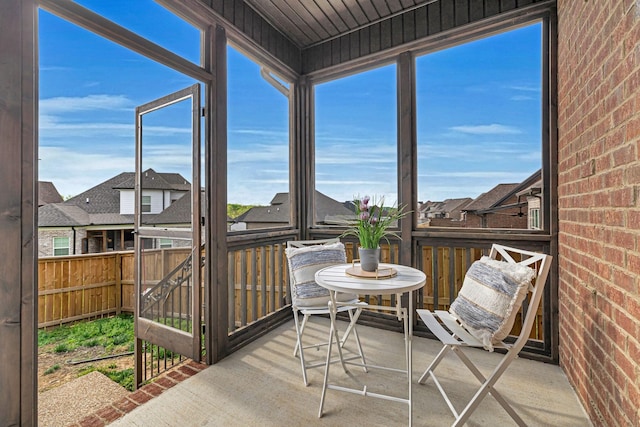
<box><xmin>77</xmin><ymin>365</ymin><xmax>135</xmax><ymax>391</ymax></box>
<box><xmin>39</xmin><ymin>314</ymin><xmax>136</xmax><ymax>390</ymax></box>
<box><xmin>44</xmin><ymin>364</ymin><xmax>60</xmax><ymax>375</ymax></box>
<box><xmin>54</xmin><ymin>343</ymin><xmax>70</xmax><ymax>353</ymax></box>
<box><xmin>39</xmin><ymin>313</ymin><xmax>190</xmax><ymax>391</ymax></box>
<box><xmin>38</xmin><ymin>314</ymin><xmax>134</xmax><ymax>352</ymax></box>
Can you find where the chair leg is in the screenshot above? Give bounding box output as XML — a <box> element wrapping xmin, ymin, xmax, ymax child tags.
<box><xmin>293</xmin><ymin>311</ymin><xmax>309</xmax><ymax>357</ymax></box>
<box><xmin>294</xmin><ymin>305</ymin><xmax>368</xmax><ymax>385</ymax></box>
<box><xmin>292</xmin><ymin>310</ymin><xmax>310</xmax><ymax>386</ymax></box>
<box><xmin>344</xmin><ymin>307</ymin><xmax>367</xmax><ymax>372</ymax></box>
<box><xmin>418</xmin><ymin>343</ymin><xmax>451</xmax><ymax>384</ymax></box>
<box><xmin>452</xmin><ymin>348</ymin><xmax>527</xmax><ymax>427</ymax></box>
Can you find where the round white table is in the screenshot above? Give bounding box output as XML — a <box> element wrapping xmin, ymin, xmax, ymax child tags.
<box><xmin>315</xmin><ymin>263</ymin><xmax>426</xmax><ymax>426</ymax></box>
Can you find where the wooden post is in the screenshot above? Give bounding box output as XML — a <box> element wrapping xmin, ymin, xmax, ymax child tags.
<box><xmin>116</xmin><ymin>252</ymin><xmax>122</xmax><ymax>315</ymax></box>
<box><xmin>0</xmin><ymin>0</ymin><xmax>38</xmax><ymax>424</ymax></box>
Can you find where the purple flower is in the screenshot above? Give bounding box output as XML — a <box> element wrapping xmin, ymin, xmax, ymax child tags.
<box><xmin>359</xmin><ymin>201</ymin><xmax>369</xmax><ymax>211</ymax></box>
<box><xmin>359</xmin><ymin>211</ymin><xmax>370</xmax><ymax>221</ymax></box>
<box><xmin>362</xmin><ymin>195</ymin><xmax>370</xmax><ymax>205</ymax></box>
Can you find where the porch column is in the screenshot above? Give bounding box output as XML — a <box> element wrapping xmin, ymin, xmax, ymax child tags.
<box><xmin>0</xmin><ymin>0</ymin><xmax>38</xmax><ymax>424</ymax></box>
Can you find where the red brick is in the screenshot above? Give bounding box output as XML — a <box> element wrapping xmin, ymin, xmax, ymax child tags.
<box><xmin>187</xmin><ymin>360</ymin><xmax>207</xmax><ymax>372</ymax></box>
<box><xmin>178</xmin><ymin>364</ymin><xmax>198</xmax><ymax>377</ymax></box>
<box><xmin>141</xmin><ymin>382</ymin><xmax>164</xmax><ymax>397</ymax></box>
<box><xmin>166</xmin><ymin>370</ymin><xmax>187</xmax><ymax>382</ymax></box>
<box><xmin>78</xmin><ymin>415</ymin><xmax>105</xmax><ymax>427</ymax></box>
<box><xmin>113</xmin><ymin>397</ymin><xmax>138</xmax><ymax>414</ymax></box>
<box><xmin>95</xmin><ymin>405</ymin><xmax>123</xmax><ymax>423</ymax></box>
<box><xmin>154</xmin><ymin>376</ymin><xmax>177</xmax><ymax>389</ymax></box>
<box><xmin>129</xmin><ymin>390</ymin><xmax>153</xmax><ymax>405</ymax></box>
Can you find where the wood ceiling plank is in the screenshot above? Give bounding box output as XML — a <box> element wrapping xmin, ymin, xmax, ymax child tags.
<box><xmin>399</xmin><ymin>0</ymin><xmax>419</xmax><ymax>8</ymax></box>
<box><xmin>278</xmin><ymin>0</ymin><xmax>332</xmax><ymax>41</ymax></box>
<box><xmin>343</xmin><ymin>0</ymin><xmax>370</xmax><ymax>26</ymax></box>
<box><xmin>301</xmin><ymin>0</ymin><xmax>340</xmax><ymax>37</ymax></box>
<box><xmin>314</xmin><ymin>0</ymin><xmax>350</xmax><ymax>33</ymax></box>
<box><xmin>358</xmin><ymin>0</ymin><xmax>382</xmax><ymax>21</ymax></box>
<box><xmin>327</xmin><ymin>0</ymin><xmax>359</xmax><ymax>29</ymax></box>
<box><xmin>386</xmin><ymin>0</ymin><xmax>404</xmax><ymax>13</ymax></box>
<box><xmin>370</xmin><ymin>0</ymin><xmax>392</xmax><ymax>16</ymax></box>
<box><xmin>247</xmin><ymin>0</ymin><xmax>320</xmax><ymax>47</ymax></box>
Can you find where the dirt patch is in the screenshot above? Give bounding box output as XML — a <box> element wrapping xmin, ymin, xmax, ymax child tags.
<box><xmin>38</xmin><ymin>344</ymin><xmax>134</xmax><ymax>393</ymax></box>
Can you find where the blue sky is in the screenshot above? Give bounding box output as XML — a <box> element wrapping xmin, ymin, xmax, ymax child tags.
<box><xmin>39</xmin><ymin>1</ymin><xmax>542</xmax><ymax>206</ymax></box>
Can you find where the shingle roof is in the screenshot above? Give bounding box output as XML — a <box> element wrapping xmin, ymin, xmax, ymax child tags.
<box><xmin>462</xmin><ymin>184</ymin><xmax>520</xmax><ymax>212</ymax></box>
<box><xmin>442</xmin><ymin>198</ymin><xmax>474</xmax><ymax>213</ymax></box>
<box><xmin>39</xmin><ymin>169</ymin><xmax>190</xmax><ymax>227</ymax></box>
<box><xmin>38</xmin><ymin>204</ymin><xmax>90</xmax><ymax>226</ymax></box>
<box><xmin>38</xmin><ymin>181</ymin><xmax>63</xmax><ymax>206</ymax></box>
<box><xmin>113</xmin><ymin>169</ymin><xmax>190</xmax><ymax>191</ymax></box>
<box><xmin>234</xmin><ymin>200</ymin><xmax>289</xmax><ymax>223</ymax></box>
<box><xmin>234</xmin><ymin>191</ymin><xmax>353</xmax><ymax>224</ymax></box>
<box><xmin>146</xmin><ymin>191</ymin><xmax>203</xmax><ymax>225</ymax></box>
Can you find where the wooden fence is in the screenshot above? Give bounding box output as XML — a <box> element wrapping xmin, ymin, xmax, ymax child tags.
<box><xmin>38</xmin><ymin>251</ymin><xmax>134</xmax><ymax>328</ymax></box>
<box><xmin>38</xmin><ymin>243</ymin><xmax>546</xmax><ymax>342</ymax></box>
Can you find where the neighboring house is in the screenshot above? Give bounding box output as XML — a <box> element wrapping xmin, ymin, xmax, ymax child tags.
<box><xmin>517</xmin><ymin>176</ymin><xmax>543</xmax><ymax>230</ymax></box>
<box><xmin>38</xmin><ymin>169</ymin><xmax>191</xmax><ymax>257</ymax></box>
<box><xmin>462</xmin><ymin>170</ymin><xmax>542</xmax><ymax>229</ymax></box>
<box><xmin>231</xmin><ymin>191</ymin><xmax>354</xmax><ymax>230</ymax></box>
<box><xmin>38</xmin><ymin>181</ymin><xmax>63</xmax><ymax>206</ymax></box>
<box><xmin>417</xmin><ymin>198</ymin><xmax>473</xmax><ymax>227</ymax></box>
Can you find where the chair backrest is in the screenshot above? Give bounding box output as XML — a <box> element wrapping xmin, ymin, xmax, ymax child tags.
<box><xmin>488</xmin><ymin>244</ymin><xmax>553</xmax><ymax>351</ymax></box>
<box><xmin>287</xmin><ymin>237</ymin><xmax>346</xmax><ymax>305</ymax></box>
<box><xmin>286</xmin><ymin>238</ymin><xmax>340</xmax><ymax>249</ymax></box>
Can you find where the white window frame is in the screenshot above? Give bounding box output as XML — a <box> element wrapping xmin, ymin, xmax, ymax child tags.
<box><xmin>53</xmin><ymin>236</ymin><xmax>70</xmax><ymax>256</ymax></box>
<box><xmin>158</xmin><ymin>238</ymin><xmax>173</xmax><ymax>248</ymax></box>
<box><xmin>141</xmin><ymin>195</ymin><xmax>152</xmax><ymax>213</ymax></box>
<box><xmin>529</xmin><ymin>207</ymin><xmax>541</xmax><ymax>230</ymax></box>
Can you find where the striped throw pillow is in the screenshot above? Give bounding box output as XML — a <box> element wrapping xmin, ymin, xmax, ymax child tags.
<box><xmin>285</xmin><ymin>242</ymin><xmax>358</xmax><ymax>308</ymax></box>
<box><xmin>449</xmin><ymin>256</ymin><xmax>536</xmax><ymax>351</ymax></box>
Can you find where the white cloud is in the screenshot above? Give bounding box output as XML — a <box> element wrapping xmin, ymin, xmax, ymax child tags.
<box><xmin>39</xmin><ymin>146</ymin><xmax>134</xmax><ymax>197</ymax></box>
<box><xmin>40</xmin><ymin>117</ymin><xmax>132</xmax><ymax>133</ymax></box>
<box><xmin>421</xmin><ymin>171</ymin><xmax>523</xmax><ymax>179</ymax></box>
<box><xmin>510</xmin><ymin>95</ymin><xmax>535</xmax><ymax>101</ymax></box>
<box><xmin>232</xmin><ymin>129</ymin><xmax>288</xmax><ymax>138</ymax></box>
<box><xmin>40</xmin><ymin>94</ymin><xmax>132</xmax><ymax>114</ymax></box>
<box><xmin>507</xmin><ymin>85</ymin><xmax>539</xmax><ymax>92</ymax></box>
<box><xmin>228</xmin><ymin>143</ymin><xmax>288</xmax><ymax>163</ymax></box>
<box><xmin>450</xmin><ymin>124</ymin><xmax>521</xmax><ymax>135</ymax></box>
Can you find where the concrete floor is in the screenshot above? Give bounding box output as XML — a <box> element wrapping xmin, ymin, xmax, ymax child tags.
<box><xmin>110</xmin><ymin>318</ymin><xmax>591</xmax><ymax>427</ymax></box>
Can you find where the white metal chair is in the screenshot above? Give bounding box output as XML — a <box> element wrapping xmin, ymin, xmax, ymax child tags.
<box><xmin>417</xmin><ymin>244</ymin><xmax>553</xmax><ymax>426</ymax></box>
<box><xmin>285</xmin><ymin>238</ymin><xmax>367</xmax><ymax>386</ymax></box>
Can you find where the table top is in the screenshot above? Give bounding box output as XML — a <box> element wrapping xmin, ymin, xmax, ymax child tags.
<box><xmin>315</xmin><ymin>263</ymin><xmax>426</xmax><ymax>295</ymax></box>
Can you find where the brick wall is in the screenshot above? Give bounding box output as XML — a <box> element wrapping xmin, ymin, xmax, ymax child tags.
<box><xmin>557</xmin><ymin>1</ymin><xmax>640</xmax><ymax>426</ymax></box>
<box><xmin>38</xmin><ymin>228</ymin><xmax>86</xmax><ymax>257</ymax></box>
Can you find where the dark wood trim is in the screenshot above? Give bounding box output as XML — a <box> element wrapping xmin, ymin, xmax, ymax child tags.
<box><xmin>208</xmin><ymin>25</ymin><xmax>229</xmax><ymax>363</ymax></box>
<box><xmin>397</xmin><ymin>52</ymin><xmax>415</xmax><ymax>268</ymax></box>
<box><xmin>545</xmin><ymin>7</ymin><xmax>559</xmax><ymax>363</ymax></box>
<box><xmin>0</xmin><ymin>0</ymin><xmax>37</xmax><ymax>424</ymax></box>
<box><xmin>159</xmin><ymin>0</ymin><xmax>301</xmax><ymax>76</ymax></box>
<box><xmin>303</xmin><ymin>77</ymin><xmax>315</xmax><ymax>237</ymax></box>
<box><xmin>39</xmin><ymin>0</ymin><xmax>213</xmax><ymax>83</ymax></box>
<box><xmin>304</xmin><ymin>1</ymin><xmax>555</xmax><ymax>80</ymax></box>
<box><xmin>291</xmin><ymin>76</ymin><xmax>310</xmax><ymax>238</ymax></box>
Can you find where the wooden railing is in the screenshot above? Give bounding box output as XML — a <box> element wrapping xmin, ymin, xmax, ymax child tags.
<box><xmin>227</xmin><ymin>242</ymin><xmax>289</xmax><ymax>332</ymax></box>
<box><xmin>39</xmin><ymin>239</ymin><xmax>549</xmax><ymax>355</ymax></box>
<box><xmin>414</xmin><ymin>241</ymin><xmax>548</xmax><ymax>343</ymax></box>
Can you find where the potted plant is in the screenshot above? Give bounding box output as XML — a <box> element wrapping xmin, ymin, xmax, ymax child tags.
<box><xmin>341</xmin><ymin>195</ymin><xmax>409</xmax><ymax>271</ymax></box>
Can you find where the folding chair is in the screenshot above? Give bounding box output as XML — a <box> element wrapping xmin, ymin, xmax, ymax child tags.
<box><xmin>417</xmin><ymin>244</ymin><xmax>552</xmax><ymax>426</ymax></box>
<box><xmin>286</xmin><ymin>238</ymin><xmax>367</xmax><ymax>386</ymax></box>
